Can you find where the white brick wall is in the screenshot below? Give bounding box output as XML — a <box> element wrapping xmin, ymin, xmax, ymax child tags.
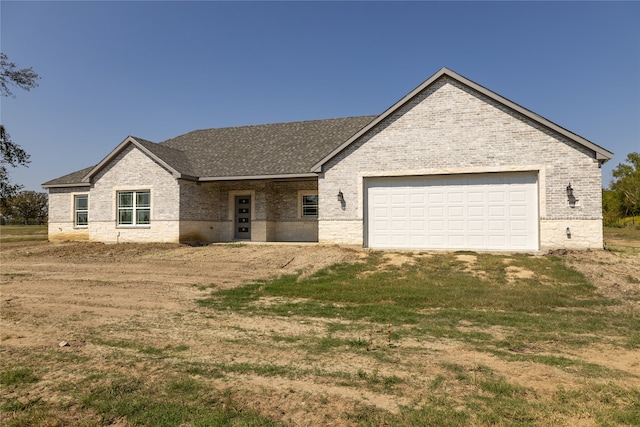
<box><xmin>48</xmin><ymin>187</ymin><xmax>90</xmax><ymax>241</ymax></box>
<box><xmin>319</xmin><ymin>77</ymin><xmax>603</xmax><ymax>250</ymax></box>
<box><xmin>88</xmin><ymin>145</ymin><xmax>181</xmax><ymax>243</ymax></box>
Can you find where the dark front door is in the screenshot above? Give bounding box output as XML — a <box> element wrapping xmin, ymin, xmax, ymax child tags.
<box><xmin>234</xmin><ymin>196</ymin><xmax>251</xmax><ymax>240</ymax></box>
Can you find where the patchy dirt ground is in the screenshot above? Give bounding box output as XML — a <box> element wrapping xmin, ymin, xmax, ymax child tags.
<box><xmin>1</xmin><ymin>241</ymin><xmax>639</xmax><ymax>425</ymax></box>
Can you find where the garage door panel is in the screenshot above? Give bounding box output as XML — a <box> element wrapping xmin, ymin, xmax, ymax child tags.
<box><xmin>391</xmin><ymin>207</ymin><xmax>406</xmax><ymax>218</ymax></box>
<box><xmin>510</xmin><ymin>205</ymin><xmax>527</xmax><ymax>216</ymax></box>
<box><xmin>449</xmin><ymin>235</ymin><xmax>465</xmax><ymax>247</ymax></box>
<box><xmin>468</xmin><ymin>220</ymin><xmax>485</xmax><ymax>231</ymax></box>
<box><xmin>489</xmin><ymin>206</ymin><xmax>505</xmax><ymax>216</ymax></box>
<box><xmin>510</xmin><ymin>220</ymin><xmax>527</xmax><ymax>231</ymax></box>
<box><xmin>429</xmin><ymin>235</ymin><xmax>445</xmax><ymax>246</ymax></box>
<box><xmin>510</xmin><ymin>191</ymin><xmax>527</xmax><ymax>202</ymax></box>
<box><xmin>510</xmin><ymin>236</ymin><xmax>528</xmax><ymax>247</ymax></box>
<box><xmin>448</xmin><ymin>220</ymin><xmax>464</xmax><ymax>231</ymax></box>
<box><xmin>488</xmin><ymin>191</ymin><xmax>505</xmax><ymax>202</ymax></box>
<box><xmin>409</xmin><ymin>193</ymin><xmax>425</xmax><ymax>204</ymax></box>
<box><xmin>373</xmin><ymin>194</ymin><xmax>388</xmax><ymax>205</ymax></box>
<box><xmin>410</xmin><ymin>221</ymin><xmax>425</xmax><ymax>231</ymax></box>
<box><xmin>488</xmin><ymin>235</ymin><xmax>507</xmax><ymax>247</ymax></box>
<box><xmin>448</xmin><ymin>192</ymin><xmax>464</xmax><ymax>203</ymax></box>
<box><xmin>429</xmin><ymin>220</ymin><xmax>445</xmax><ymax>231</ymax></box>
<box><xmin>429</xmin><ymin>193</ymin><xmax>444</xmax><ymax>203</ymax></box>
<box><xmin>366</xmin><ymin>172</ymin><xmax>538</xmax><ymax>250</ymax></box>
<box><xmin>468</xmin><ymin>191</ymin><xmax>484</xmax><ymax>203</ymax></box>
<box><xmin>468</xmin><ymin>235</ymin><xmax>485</xmax><ymax>246</ymax></box>
<box><xmin>489</xmin><ymin>220</ymin><xmax>506</xmax><ymax>231</ymax></box>
<box><xmin>448</xmin><ymin>206</ymin><xmax>464</xmax><ymax>217</ymax></box>
<box><xmin>429</xmin><ymin>207</ymin><xmax>444</xmax><ymax>216</ymax></box>
<box><xmin>468</xmin><ymin>206</ymin><xmax>484</xmax><ymax>217</ymax></box>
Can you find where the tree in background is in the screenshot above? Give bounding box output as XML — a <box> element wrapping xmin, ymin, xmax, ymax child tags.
<box><xmin>603</xmin><ymin>152</ymin><xmax>640</xmax><ymax>225</ymax></box>
<box><xmin>1</xmin><ymin>53</ymin><xmax>40</xmax><ymax>203</ymax></box>
<box><xmin>0</xmin><ymin>126</ymin><xmax>30</xmax><ymax>202</ymax></box>
<box><xmin>0</xmin><ymin>190</ymin><xmax>48</xmax><ymax>225</ymax></box>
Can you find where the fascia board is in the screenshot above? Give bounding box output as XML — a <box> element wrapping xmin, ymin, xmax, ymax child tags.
<box><xmin>198</xmin><ymin>173</ymin><xmax>318</xmax><ymax>182</ymax></box>
<box><xmin>41</xmin><ymin>182</ymin><xmax>91</xmax><ymax>189</ymax></box>
<box><xmin>82</xmin><ymin>136</ymin><xmax>182</xmax><ymax>182</ymax></box>
<box><xmin>312</xmin><ymin>67</ymin><xmax>613</xmax><ymax>172</ymax></box>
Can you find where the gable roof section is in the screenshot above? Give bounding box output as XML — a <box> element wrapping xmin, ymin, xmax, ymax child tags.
<box><xmin>42</xmin><ymin>117</ymin><xmax>376</xmax><ymax>187</ymax></box>
<box><xmin>78</xmin><ymin>136</ymin><xmax>192</xmax><ymax>183</ymax></box>
<box><xmin>311</xmin><ymin>67</ymin><xmax>613</xmax><ymax>172</ymax></box>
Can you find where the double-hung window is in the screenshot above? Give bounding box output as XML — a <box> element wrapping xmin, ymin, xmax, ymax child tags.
<box><xmin>117</xmin><ymin>190</ymin><xmax>150</xmax><ymax>226</ymax></box>
<box><xmin>301</xmin><ymin>194</ymin><xmax>318</xmax><ymax>217</ymax></box>
<box><xmin>74</xmin><ymin>195</ymin><xmax>88</xmax><ymax>227</ymax></box>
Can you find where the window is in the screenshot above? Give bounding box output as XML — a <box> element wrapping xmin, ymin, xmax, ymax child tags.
<box><xmin>117</xmin><ymin>190</ymin><xmax>150</xmax><ymax>226</ymax></box>
<box><xmin>75</xmin><ymin>195</ymin><xmax>88</xmax><ymax>226</ymax></box>
<box><xmin>301</xmin><ymin>194</ymin><xmax>318</xmax><ymax>217</ymax></box>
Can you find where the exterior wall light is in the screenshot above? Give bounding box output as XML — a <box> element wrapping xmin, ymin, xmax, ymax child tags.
<box><xmin>566</xmin><ymin>183</ymin><xmax>576</xmax><ymax>207</ymax></box>
<box><xmin>337</xmin><ymin>190</ymin><xmax>344</xmax><ymax>203</ymax></box>
<box><xmin>566</xmin><ymin>227</ymin><xmax>571</xmax><ymax>238</ymax></box>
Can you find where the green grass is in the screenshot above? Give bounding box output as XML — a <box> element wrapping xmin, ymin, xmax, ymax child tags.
<box><xmin>79</xmin><ymin>376</ymin><xmax>281</xmax><ymax>427</ymax></box>
<box><xmin>605</xmin><ymin>224</ymin><xmax>640</xmax><ymax>241</ymax></box>
<box><xmin>199</xmin><ymin>252</ymin><xmax>633</xmax><ymax>348</ymax></box>
<box><xmin>0</xmin><ymin>368</ymin><xmax>39</xmax><ymax>386</ymax></box>
<box><xmin>3</xmin><ymin>241</ymin><xmax>638</xmax><ymax>426</ymax></box>
<box><xmin>0</xmin><ymin>225</ymin><xmax>47</xmax><ymax>242</ymax></box>
<box><xmin>198</xmin><ymin>251</ymin><xmax>640</xmax><ymax>384</ymax></box>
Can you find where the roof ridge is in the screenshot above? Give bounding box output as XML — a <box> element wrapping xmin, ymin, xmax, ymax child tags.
<box><xmin>160</xmin><ymin>115</ymin><xmax>378</xmax><ymax>143</ymax></box>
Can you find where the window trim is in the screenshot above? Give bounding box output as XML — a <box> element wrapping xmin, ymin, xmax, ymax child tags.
<box><xmin>116</xmin><ymin>189</ymin><xmax>151</xmax><ymax>227</ymax></box>
<box><xmin>298</xmin><ymin>190</ymin><xmax>318</xmax><ymax>218</ymax></box>
<box><xmin>74</xmin><ymin>194</ymin><xmax>89</xmax><ymax>228</ymax></box>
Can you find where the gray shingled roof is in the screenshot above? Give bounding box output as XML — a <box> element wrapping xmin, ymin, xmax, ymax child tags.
<box><xmin>160</xmin><ymin>116</ymin><xmax>376</xmax><ymax>177</ymax></box>
<box><xmin>42</xmin><ymin>165</ymin><xmax>94</xmax><ymax>187</ymax></box>
<box><xmin>42</xmin><ymin>116</ymin><xmax>376</xmax><ymax>187</ymax></box>
<box><xmin>135</xmin><ymin>137</ymin><xmax>197</xmax><ymax>177</ymax></box>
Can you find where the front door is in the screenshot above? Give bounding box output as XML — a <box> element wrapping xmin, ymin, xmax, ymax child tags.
<box><xmin>234</xmin><ymin>196</ymin><xmax>251</xmax><ymax>240</ymax></box>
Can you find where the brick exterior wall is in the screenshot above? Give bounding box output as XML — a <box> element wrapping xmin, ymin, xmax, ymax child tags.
<box><xmin>178</xmin><ymin>179</ymin><xmax>318</xmax><ymax>243</ymax></box>
<box><xmin>47</xmin><ymin>187</ymin><xmax>90</xmax><ymax>241</ymax></box>
<box><xmin>318</xmin><ymin>77</ymin><xmax>604</xmax><ymax>250</ymax></box>
<box><xmin>88</xmin><ymin>145</ymin><xmax>181</xmax><ymax>243</ymax></box>
<box><xmin>48</xmin><ymin>145</ymin><xmax>319</xmax><ymax>244</ymax></box>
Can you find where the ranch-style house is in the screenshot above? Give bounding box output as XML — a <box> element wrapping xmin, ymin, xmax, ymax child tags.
<box><xmin>43</xmin><ymin>68</ymin><xmax>613</xmax><ymax>251</ymax></box>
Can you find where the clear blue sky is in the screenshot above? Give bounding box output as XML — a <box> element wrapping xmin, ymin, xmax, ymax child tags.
<box><xmin>2</xmin><ymin>1</ymin><xmax>639</xmax><ymax>192</ymax></box>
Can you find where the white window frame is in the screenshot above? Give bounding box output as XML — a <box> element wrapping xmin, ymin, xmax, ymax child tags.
<box><xmin>298</xmin><ymin>190</ymin><xmax>318</xmax><ymax>218</ymax></box>
<box><xmin>74</xmin><ymin>194</ymin><xmax>89</xmax><ymax>227</ymax></box>
<box><xmin>117</xmin><ymin>190</ymin><xmax>151</xmax><ymax>227</ymax></box>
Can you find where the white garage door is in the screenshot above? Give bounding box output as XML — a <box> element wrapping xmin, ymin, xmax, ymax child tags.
<box><xmin>366</xmin><ymin>172</ymin><xmax>538</xmax><ymax>251</ymax></box>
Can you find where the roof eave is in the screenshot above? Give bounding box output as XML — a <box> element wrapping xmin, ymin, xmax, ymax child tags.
<box><xmin>198</xmin><ymin>173</ymin><xmax>318</xmax><ymax>182</ymax></box>
<box><xmin>41</xmin><ymin>182</ymin><xmax>91</xmax><ymax>189</ymax></box>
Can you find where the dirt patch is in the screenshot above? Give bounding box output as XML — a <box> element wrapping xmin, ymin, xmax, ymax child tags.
<box><xmin>1</xmin><ymin>241</ymin><xmax>638</xmax><ymax>425</ymax></box>
<box><xmin>505</xmin><ymin>265</ymin><xmax>536</xmax><ymax>282</ymax></box>
<box><xmin>550</xmin><ymin>248</ymin><xmax>640</xmax><ymax>310</ymax></box>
